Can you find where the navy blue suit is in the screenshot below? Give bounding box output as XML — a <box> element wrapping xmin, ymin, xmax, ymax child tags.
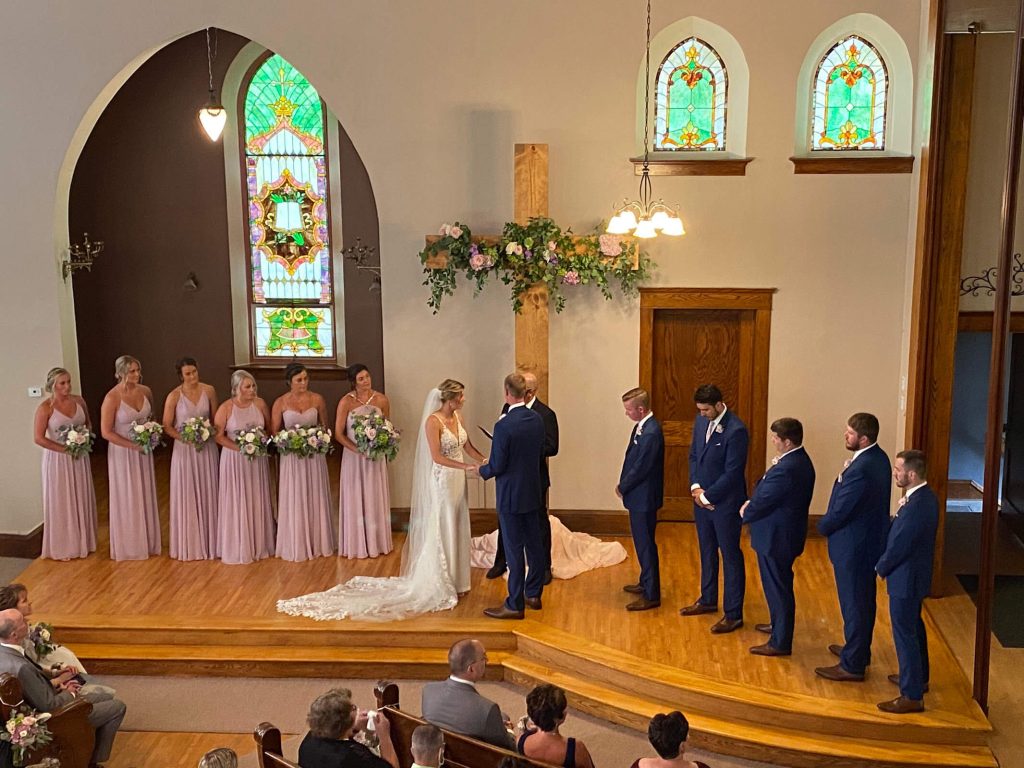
<box><xmin>619</xmin><ymin>415</ymin><xmax>665</xmax><ymax>601</ymax></box>
<box><xmin>689</xmin><ymin>410</ymin><xmax>749</xmax><ymax>620</ymax></box>
<box><xmin>876</xmin><ymin>485</ymin><xmax>938</xmax><ymax>700</ymax></box>
<box><xmin>479</xmin><ymin>403</ymin><xmax>546</xmax><ymax>611</ymax></box>
<box><xmin>742</xmin><ymin>447</ymin><xmax>816</xmax><ymax>652</ymax></box>
<box><xmin>816</xmin><ymin>444</ymin><xmax>892</xmax><ymax>674</ymax></box>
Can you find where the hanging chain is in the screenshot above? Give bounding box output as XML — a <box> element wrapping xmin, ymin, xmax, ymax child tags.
<box><xmin>205</xmin><ymin>27</ymin><xmax>218</xmax><ymax>97</ymax></box>
<box><xmin>643</xmin><ymin>0</ymin><xmax>652</xmax><ymax>162</ymax></box>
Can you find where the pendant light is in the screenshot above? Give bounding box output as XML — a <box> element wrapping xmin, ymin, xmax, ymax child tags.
<box><xmin>197</xmin><ymin>28</ymin><xmax>227</xmax><ymax>142</ymax></box>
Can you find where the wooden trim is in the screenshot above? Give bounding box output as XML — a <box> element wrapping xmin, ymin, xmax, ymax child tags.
<box><xmin>630</xmin><ymin>156</ymin><xmax>754</xmax><ymax>176</ymax></box>
<box><xmin>229</xmin><ymin>362</ymin><xmax>349</xmax><ymax>381</ymax></box>
<box><xmin>958</xmin><ymin>311</ymin><xmax>1024</xmax><ymax>332</ymax></box>
<box><xmin>0</xmin><ymin>524</ymin><xmax>42</xmax><ymax>559</ymax></box>
<box><xmin>790</xmin><ymin>155</ymin><xmax>915</xmax><ymax>174</ymax></box>
<box><xmin>640</xmin><ymin>287</ymin><xmax>776</xmax><ymax>310</ymax></box>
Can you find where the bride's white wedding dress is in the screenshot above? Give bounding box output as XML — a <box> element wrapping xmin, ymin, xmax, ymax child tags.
<box><xmin>277</xmin><ymin>389</ymin><xmax>471</xmax><ymax>621</ymax></box>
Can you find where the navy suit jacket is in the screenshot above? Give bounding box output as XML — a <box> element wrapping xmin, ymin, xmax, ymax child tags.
<box><xmin>619</xmin><ymin>416</ymin><xmax>665</xmax><ymax>512</ymax></box>
<box><xmin>876</xmin><ymin>485</ymin><xmax>939</xmax><ymax>600</ymax></box>
<box><xmin>688</xmin><ymin>409</ymin><xmax>749</xmax><ymax>514</ymax></box>
<box><xmin>742</xmin><ymin>446</ymin><xmax>816</xmax><ymax>561</ymax></box>
<box><xmin>817</xmin><ymin>444</ymin><xmax>892</xmax><ymax>566</ymax></box>
<box><xmin>502</xmin><ymin>398</ymin><xmax>559</xmax><ymax>488</ymax></box>
<box><xmin>479</xmin><ymin>404</ymin><xmax>545</xmax><ymax>515</ymax></box>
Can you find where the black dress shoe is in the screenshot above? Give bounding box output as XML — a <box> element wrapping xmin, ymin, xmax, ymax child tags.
<box><xmin>750</xmin><ymin>642</ymin><xmax>791</xmax><ymax>657</ymax></box>
<box><xmin>626</xmin><ymin>597</ymin><xmax>661</xmax><ymax>611</ymax></box>
<box><xmin>543</xmin><ymin>570</ymin><xmax>553</xmax><ymax>585</ymax></box>
<box><xmin>679</xmin><ymin>600</ymin><xmax>717</xmax><ymax>616</ymax></box>
<box><xmin>525</xmin><ymin>597</ymin><xmax>542</xmax><ymax>610</ymax></box>
<box><xmin>486</xmin><ymin>563</ymin><xmax>507</xmax><ymax>580</ymax></box>
<box><xmin>483</xmin><ymin>605</ymin><xmax>524</xmax><ymax>619</ymax></box>
<box><xmin>711</xmin><ymin>617</ymin><xmax>744</xmax><ymax>634</ymax></box>
<box><xmin>623</xmin><ymin>583</ymin><xmax>644</xmax><ymax>594</ymax></box>
<box><xmin>755</xmin><ymin>623</ymin><xmax>772</xmax><ymax>634</ymax></box>
<box><xmin>814</xmin><ymin>663</ymin><xmax>865</xmax><ymax>682</ymax></box>
<box><xmin>887</xmin><ymin>673</ymin><xmax>929</xmax><ymax>693</ymax></box>
<box><xmin>877</xmin><ymin>696</ymin><xmax>924</xmax><ymax>714</ymax></box>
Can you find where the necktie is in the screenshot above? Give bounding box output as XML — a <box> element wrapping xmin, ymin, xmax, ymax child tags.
<box><xmin>705</xmin><ymin>420</ymin><xmax>714</xmax><ymax>443</ymax></box>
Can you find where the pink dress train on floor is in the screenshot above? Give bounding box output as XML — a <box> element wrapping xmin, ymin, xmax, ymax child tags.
<box><xmin>41</xmin><ymin>403</ymin><xmax>97</xmax><ymax>560</ymax></box>
<box><xmin>339</xmin><ymin>401</ymin><xmax>393</xmax><ymax>558</ymax></box>
<box><xmin>217</xmin><ymin>402</ymin><xmax>275</xmax><ymax>565</ymax></box>
<box><xmin>169</xmin><ymin>391</ymin><xmax>219</xmax><ymax>560</ymax></box>
<box><xmin>276</xmin><ymin>408</ymin><xmax>335</xmax><ymax>561</ymax></box>
<box><xmin>107</xmin><ymin>398</ymin><xmax>161</xmax><ymax>560</ymax></box>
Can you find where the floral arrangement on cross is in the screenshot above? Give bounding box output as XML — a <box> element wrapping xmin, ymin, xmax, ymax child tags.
<box><xmin>419</xmin><ymin>217</ymin><xmax>654</xmax><ymax>313</ymax></box>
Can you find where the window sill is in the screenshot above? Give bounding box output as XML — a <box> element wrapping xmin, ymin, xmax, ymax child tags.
<box><xmin>630</xmin><ymin>155</ymin><xmax>754</xmax><ymax>176</ymax></box>
<box><xmin>230</xmin><ymin>362</ymin><xmax>349</xmax><ymax>381</ymax></box>
<box><xmin>790</xmin><ymin>154</ymin><xmax>915</xmax><ymax>174</ymax></box>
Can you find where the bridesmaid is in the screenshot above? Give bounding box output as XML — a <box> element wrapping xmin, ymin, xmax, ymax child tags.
<box><xmin>335</xmin><ymin>363</ymin><xmax>393</xmax><ymax>558</ymax></box>
<box><xmin>33</xmin><ymin>367</ymin><xmax>97</xmax><ymax>560</ymax></box>
<box><xmin>162</xmin><ymin>357</ymin><xmax>219</xmax><ymax>560</ymax></box>
<box><xmin>214</xmin><ymin>370</ymin><xmax>275</xmax><ymax>564</ymax></box>
<box><xmin>271</xmin><ymin>363</ymin><xmax>335</xmax><ymax>561</ymax></box>
<box><xmin>100</xmin><ymin>355</ymin><xmax>161</xmax><ymax>560</ymax></box>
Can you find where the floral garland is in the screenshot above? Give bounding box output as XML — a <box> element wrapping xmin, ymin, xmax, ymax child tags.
<box><xmin>419</xmin><ymin>217</ymin><xmax>654</xmax><ymax>314</ymax></box>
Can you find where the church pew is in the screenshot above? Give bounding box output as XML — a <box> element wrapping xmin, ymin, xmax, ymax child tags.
<box><xmin>0</xmin><ymin>673</ymin><xmax>95</xmax><ymax>768</ymax></box>
<box><xmin>253</xmin><ymin>723</ymin><xmax>299</xmax><ymax>768</ymax></box>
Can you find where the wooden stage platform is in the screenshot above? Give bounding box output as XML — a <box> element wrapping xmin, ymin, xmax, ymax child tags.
<box><xmin>14</xmin><ymin>483</ymin><xmax>996</xmax><ymax>768</ymax></box>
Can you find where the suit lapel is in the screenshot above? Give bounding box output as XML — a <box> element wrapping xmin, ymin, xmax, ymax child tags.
<box><xmin>701</xmin><ymin>412</ymin><xmax>724</xmax><ymax>459</ymax></box>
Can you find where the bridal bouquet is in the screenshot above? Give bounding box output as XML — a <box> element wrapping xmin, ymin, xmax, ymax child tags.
<box><xmin>27</xmin><ymin>623</ymin><xmax>56</xmax><ymax>658</ymax></box>
<box><xmin>129</xmin><ymin>420</ymin><xmax>164</xmax><ymax>454</ymax></box>
<box><xmin>180</xmin><ymin>416</ymin><xmax>214</xmax><ymax>452</ymax></box>
<box><xmin>235</xmin><ymin>425</ymin><xmax>270</xmax><ymax>460</ymax></box>
<box><xmin>1</xmin><ymin>707</ymin><xmax>53</xmax><ymax>766</ymax></box>
<box><xmin>273</xmin><ymin>425</ymin><xmax>334</xmax><ymax>458</ymax></box>
<box><xmin>352</xmin><ymin>412</ymin><xmax>400</xmax><ymax>462</ymax></box>
<box><xmin>55</xmin><ymin>423</ymin><xmax>94</xmax><ymax>460</ymax></box>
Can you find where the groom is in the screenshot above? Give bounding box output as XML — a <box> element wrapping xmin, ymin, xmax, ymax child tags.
<box><xmin>477</xmin><ymin>372</ymin><xmax>546</xmax><ymax>619</ymax></box>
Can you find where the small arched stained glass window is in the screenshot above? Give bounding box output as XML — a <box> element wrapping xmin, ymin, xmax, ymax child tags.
<box><xmin>654</xmin><ymin>37</ymin><xmax>728</xmax><ymax>152</ymax></box>
<box><xmin>811</xmin><ymin>36</ymin><xmax>888</xmax><ymax>151</ymax></box>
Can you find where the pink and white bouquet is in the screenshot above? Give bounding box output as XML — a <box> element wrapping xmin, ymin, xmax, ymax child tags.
<box><xmin>55</xmin><ymin>423</ymin><xmax>94</xmax><ymax>460</ymax></box>
<box><xmin>129</xmin><ymin>420</ymin><xmax>164</xmax><ymax>455</ymax></box>
<box><xmin>27</xmin><ymin>622</ymin><xmax>56</xmax><ymax>659</ymax></box>
<box><xmin>352</xmin><ymin>412</ymin><xmax>401</xmax><ymax>462</ymax></box>
<box><xmin>273</xmin><ymin>425</ymin><xmax>334</xmax><ymax>458</ymax></box>
<box><xmin>234</xmin><ymin>425</ymin><xmax>270</xmax><ymax>460</ymax></box>
<box><xmin>1</xmin><ymin>707</ymin><xmax>53</xmax><ymax>765</ymax></box>
<box><xmin>180</xmin><ymin>416</ymin><xmax>214</xmax><ymax>452</ymax></box>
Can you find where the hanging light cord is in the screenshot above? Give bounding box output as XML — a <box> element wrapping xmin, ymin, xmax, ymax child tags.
<box><xmin>639</xmin><ymin>0</ymin><xmax>653</xmax><ymax>208</ymax></box>
<box><xmin>206</xmin><ymin>27</ymin><xmax>218</xmax><ymax>99</ymax></box>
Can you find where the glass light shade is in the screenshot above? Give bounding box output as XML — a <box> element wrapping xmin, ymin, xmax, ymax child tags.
<box><xmin>273</xmin><ymin>201</ymin><xmax>303</xmax><ymax>232</ymax></box>
<box><xmin>606</xmin><ymin>214</ymin><xmax>632</xmax><ymax>235</ymax></box>
<box><xmin>617</xmin><ymin>210</ymin><xmax>638</xmax><ymax>230</ymax></box>
<box><xmin>650</xmin><ymin>210</ymin><xmax>670</xmax><ymax>230</ymax></box>
<box><xmin>661</xmin><ymin>216</ymin><xmax>685</xmax><ymax>236</ymax></box>
<box><xmin>634</xmin><ymin>218</ymin><xmax>657</xmax><ymax>238</ymax></box>
<box><xmin>198</xmin><ymin>105</ymin><xmax>227</xmax><ymax>141</ymax></box>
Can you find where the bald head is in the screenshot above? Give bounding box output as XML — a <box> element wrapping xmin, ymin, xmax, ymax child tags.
<box><xmin>0</xmin><ymin>608</ymin><xmax>25</xmax><ymax>643</ymax></box>
<box><xmin>522</xmin><ymin>371</ymin><xmax>538</xmax><ymax>396</ymax></box>
<box><xmin>448</xmin><ymin>638</ymin><xmax>486</xmax><ymax>678</ymax></box>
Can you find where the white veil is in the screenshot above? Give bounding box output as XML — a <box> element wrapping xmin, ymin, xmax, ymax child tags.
<box><xmin>277</xmin><ymin>388</ymin><xmax>457</xmax><ymax>621</ymax></box>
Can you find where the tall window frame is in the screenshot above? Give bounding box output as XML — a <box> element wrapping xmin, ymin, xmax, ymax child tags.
<box><xmin>810</xmin><ymin>35</ymin><xmax>889</xmax><ymax>152</ymax></box>
<box><xmin>654</xmin><ymin>37</ymin><xmax>728</xmax><ymax>152</ymax></box>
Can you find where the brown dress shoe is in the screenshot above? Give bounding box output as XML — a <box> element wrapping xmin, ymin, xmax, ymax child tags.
<box><xmin>828</xmin><ymin>643</ymin><xmax>844</xmax><ymax>658</ymax></box>
<box><xmin>525</xmin><ymin>597</ymin><xmax>542</xmax><ymax>610</ymax></box>
<box><xmin>483</xmin><ymin>605</ymin><xmax>525</xmax><ymax>619</ymax></box>
<box><xmin>877</xmin><ymin>696</ymin><xmax>924</xmax><ymax>714</ymax></box>
<box><xmin>887</xmin><ymin>673</ymin><xmax>929</xmax><ymax>693</ymax></box>
<box><xmin>626</xmin><ymin>597</ymin><xmax>661</xmax><ymax>611</ymax></box>
<box><xmin>679</xmin><ymin>600</ymin><xmax>717</xmax><ymax>616</ymax></box>
<box><xmin>815</xmin><ymin>663</ymin><xmax>865</xmax><ymax>682</ymax></box>
<box><xmin>750</xmin><ymin>642</ymin><xmax>791</xmax><ymax>657</ymax></box>
<box><xmin>623</xmin><ymin>583</ymin><xmax>644</xmax><ymax>594</ymax></box>
<box><xmin>710</xmin><ymin>617</ymin><xmax>744</xmax><ymax>634</ymax></box>
<box><xmin>755</xmin><ymin>623</ymin><xmax>772</xmax><ymax>634</ymax></box>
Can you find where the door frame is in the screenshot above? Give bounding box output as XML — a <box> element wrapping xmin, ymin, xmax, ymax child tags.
<box><xmin>639</xmin><ymin>288</ymin><xmax>775</xmax><ymax>501</ymax></box>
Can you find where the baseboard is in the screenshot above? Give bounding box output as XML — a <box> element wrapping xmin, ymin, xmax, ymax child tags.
<box><xmin>389</xmin><ymin>508</ymin><xmax>632</xmax><ymax>536</ymax></box>
<box><xmin>0</xmin><ymin>524</ymin><xmax>43</xmax><ymax>558</ymax></box>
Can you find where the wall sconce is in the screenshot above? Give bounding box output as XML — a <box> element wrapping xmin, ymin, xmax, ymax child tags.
<box><xmin>340</xmin><ymin>239</ymin><xmax>381</xmax><ymax>290</ymax></box>
<box><xmin>62</xmin><ymin>233</ymin><xmax>104</xmax><ymax>282</ymax></box>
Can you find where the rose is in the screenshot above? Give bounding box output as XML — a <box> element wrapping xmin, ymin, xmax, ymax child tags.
<box><xmin>365</xmin><ymin>427</ymin><xmax>377</xmax><ymax>439</ymax></box>
<box><xmin>563</xmin><ymin>270</ymin><xmax>581</xmax><ymax>285</ymax></box>
<box><xmin>439</xmin><ymin>223</ymin><xmax>451</xmax><ymax>237</ymax></box>
<box><xmin>245</xmin><ymin>432</ymin><xmax>256</xmax><ymax>443</ymax></box>
<box><xmin>469</xmin><ymin>253</ymin><xmax>487</xmax><ymax>271</ymax></box>
<box><xmin>599</xmin><ymin>234</ymin><xmax>622</xmax><ymax>257</ymax></box>
<box><xmin>133</xmin><ymin>424</ymin><xmax>145</xmax><ymax>433</ymax></box>
<box><xmin>505</xmin><ymin>241</ymin><xmax>524</xmax><ymax>256</ymax></box>
<box><xmin>245</xmin><ymin>444</ymin><xmax>256</xmax><ymax>455</ymax></box>
<box><xmin>450</xmin><ymin>225</ymin><xmax>463</xmax><ymax>238</ymax></box>
<box><xmin>200</xmin><ymin>429</ymin><xmax>210</xmax><ymax>441</ymax></box>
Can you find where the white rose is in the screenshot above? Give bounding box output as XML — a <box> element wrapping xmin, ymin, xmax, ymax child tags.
<box><xmin>200</xmin><ymin>429</ymin><xmax>210</xmax><ymax>441</ymax></box>
<box><xmin>133</xmin><ymin>424</ymin><xmax>145</xmax><ymax>433</ymax></box>
<box><xmin>245</xmin><ymin>433</ymin><xmax>256</xmax><ymax>443</ymax></box>
<box><xmin>40</xmin><ymin>629</ymin><xmax>50</xmax><ymax>640</ymax></box>
<box><xmin>245</xmin><ymin>444</ymin><xmax>256</xmax><ymax>454</ymax></box>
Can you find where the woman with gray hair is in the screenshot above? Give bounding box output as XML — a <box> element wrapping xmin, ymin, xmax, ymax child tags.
<box><xmin>198</xmin><ymin>747</ymin><xmax>238</xmax><ymax>768</ymax></box>
<box><xmin>100</xmin><ymin>354</ymin><xmax>161</xmax><ymax>560</ymax></box>
<box><xmin>298</xmin><ymin>688</ymin><xmax>398</xmax><ymax>768</ymax></box>
<box><xmin>213</xmin><ymin>370</ymin><xmax>275</xmax><ymax>564</ymax></box>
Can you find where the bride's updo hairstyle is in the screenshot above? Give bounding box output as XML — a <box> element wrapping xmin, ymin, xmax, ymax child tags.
<box><xmin>437</xmin><ymin>379</ymin><xmax>465</xmax><ymax>403</ymax></box>
<box><xmin>114</xmin><ymin>355</ymin><xmax>141</xmax><ymax>381</ymax></box>
<box><xmin>44</xmin><ymin>367</ymin><xmax>70</xmax><ymax>394</ymax></box>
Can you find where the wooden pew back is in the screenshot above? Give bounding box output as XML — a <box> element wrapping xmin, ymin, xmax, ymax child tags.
<box><xmin>0</xmin><ymin>673</ymin><xmax>94</xmax><ymax>768</ymax></box>
<box><xmin>253</xmin><ymin>723</ymin><xmax>300</xmax><ymax>768</ymax></box>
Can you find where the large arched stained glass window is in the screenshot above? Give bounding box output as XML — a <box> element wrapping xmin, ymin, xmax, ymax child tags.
<box><xmin>243</xmin><ymin>54</ymin><xmax>335</xmax><ymax>358</ymax></box>
<box><xmin>654</xmin><ymin>37</ymin><xmax>728</xmax><ymax>151</ymax></box>
<box><xmin>811</xmin><ymin>36</ymin><xmax>888</xmax><ymax>151</ymax></box>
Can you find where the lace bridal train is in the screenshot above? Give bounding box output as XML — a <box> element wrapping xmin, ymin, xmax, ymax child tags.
<box><xmin>277</xmin><ymin>388</ymin><xmax>468</xmax><ymax>622</ymax></box>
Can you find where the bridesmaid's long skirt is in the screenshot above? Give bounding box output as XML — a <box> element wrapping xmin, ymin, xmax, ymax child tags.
<box><xmin>107</xmin><ymin>445</ymin><xmax>161</xmax><ymax>560</ymax></box>
<box><xmin>338</xmin><ymin>450</ymin><xmax>392</xmax><ymax>558</ymax></box>
<box><xmin>217</xmin><ymin>451</ymin><xmax>275</xmax><ymax>565</ymax></box>
<box><xmin>41</xmin><ymin>451</ymin><xmax>97</xmax><ymax>560</ymax></box>
<box><xmin>169</xmin><ymin>441</ymin><xmax>219</xmax><ymax>560</ymax></box>
<box><xmin>276</xmin><ymin>454</ymin><xmax>335</xmax><ymax>561</ymax></box>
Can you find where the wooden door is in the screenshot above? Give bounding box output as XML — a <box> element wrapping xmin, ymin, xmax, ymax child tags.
<box><xmin>1002</xmin><ymin>334</ymin><xmax>1024</xmax><ymax>540</ymax></box>
<box><xmin>640</xmin><ymin>289</ymin><xmax>774</xmax><ymax>521</ymax></box>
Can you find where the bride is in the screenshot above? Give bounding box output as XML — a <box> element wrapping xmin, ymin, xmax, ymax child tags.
<box><xmin>278</xmin><ymin>379</ymin><xmax>486</xmax><ymax>621</ymax></box>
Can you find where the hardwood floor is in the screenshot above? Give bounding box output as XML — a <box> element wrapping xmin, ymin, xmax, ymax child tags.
<box><xmin>104</xmin><ymin>731</ymin><xmax>258</xmax><ymax>768</ymax></box>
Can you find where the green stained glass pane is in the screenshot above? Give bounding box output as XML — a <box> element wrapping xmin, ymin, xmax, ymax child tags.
<box><xmin>655</xmin><ymin>38</ymin><xmax>727</xmax><ymax>151</ymax></box>
<box><xmin>812</xmin><ymin>36</ymin><xmax>888</xmax><ymax>151</ymax></box>
<box><xmin>254</xmin><ymin>306</ymin><xmax>334</xmax><ymax>357</ymax></box>
<box><xmin>245</xmin><ymin>54</ymin><xmax>324</xmax><ymax>154</ymax></box>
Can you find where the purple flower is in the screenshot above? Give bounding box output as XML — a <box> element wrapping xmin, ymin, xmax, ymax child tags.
<box><xmin>563</xmin><ymin>270</ymin><xmax>581</xmax><ymax>285</ymax></box>
<box><xmin>524</xmin><ymin>249</ymin><xmax>533</xmax><ymax>260</ymax></box>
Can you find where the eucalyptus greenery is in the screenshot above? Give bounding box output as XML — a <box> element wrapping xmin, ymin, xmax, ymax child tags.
<box><xmin>419</xmin><ymin>217</ymin><xmax>654</xmax><ymax>314</ymax></box>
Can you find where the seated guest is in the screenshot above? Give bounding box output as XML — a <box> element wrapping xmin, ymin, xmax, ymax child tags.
<box><xmin>198</xmin><ymin>747</ymin><xmax>238</xmax><ymax>768</ymax></box>
<box><xmin>422</xmin><ymin>639</ymin><xmax>515</xmax><ymax>750</ymax></box>
<box><xmin>631</xmin><ymin>711</ymin><xmax>708</xmax><ymax>768</ymax></box>
<box><xmin>410</xmin><ymin>724</ymin><xmax>444</xmax><ymax>768</ymax></box>
<box><xmin>0</xmin><ymin>609</ymin><xmax>127</xmax><ymax>767</ymax></box>
<box><xmin>518</xmin><ymin>684</ymin><xmax>594</xmax><ymax>768</ymax></box>
<box><xmin>298</xmin><ymin>688</ymin><xmax>398</xmax><ymax>768</ymax></box>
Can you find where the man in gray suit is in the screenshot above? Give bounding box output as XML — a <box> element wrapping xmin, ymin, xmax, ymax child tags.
<box><xmin>0</xmin><ymin>609</ymin><xmax>127</xmax><ymax>766</ymax></box>
<box><xmin>421</xmin><ymin>639</ymin><xmax>514</xmax><ymax>750</ymax></box>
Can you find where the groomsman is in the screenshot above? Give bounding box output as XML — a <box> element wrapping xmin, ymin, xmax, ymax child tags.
<box><xmin>681</xmin><ymin>384</ymin><xmax>749</xmax><ymax>634</ymax></box>
<box><xmin>875</xmin><ymin>450</ymin><xmax>938</xmax><ymax>713</ymax></box>
<box><xmin>617</xmin><ymin>388</ymin><xmax>665</xmax><ymax>611</ymax></box>
<box><xmin>816</xmin><ymin>413</ymin><xmax>891</xmax><ymax>682</ymax></box>
<box><xmin>740</xmin><ymin>418</ymin><xmax>816</xmax><ymax>656</ymax></box>
<box><xmin>487</xmin><ymin>371</ymin><xmax>559</xmax><ymax>584</ymax></box>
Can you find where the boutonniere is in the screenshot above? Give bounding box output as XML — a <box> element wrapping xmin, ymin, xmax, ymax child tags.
<box><xmin>771</xmin><ymin>456</ymin><xmax>780</xmax><ymax>466</ymax></box>
<box><xmin>715</xmin><ymin>424</ymin><xmax>725</xmax><ymax>434</ymax></box>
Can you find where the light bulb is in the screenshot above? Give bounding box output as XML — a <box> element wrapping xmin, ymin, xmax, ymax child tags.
<box><xmin>661</xmin><ymin>216</ymin><xmax>685</xmax><ymax>236</ymax></box>
<box><xmin>198</xmin><ymin>105</ymin><xmax>227</xmax><ymax>141</ymax></box>
<box><xmin>617</xmin><ymin>210</ymin><xmax>638</xmax><ymax>230</ymax></box>
<box><xmin>634</xmin><ymin>219</ymin><xmax>657</xmax><ymax>238</ymax></box>
<box><xmin>651</xmin><ymin>210</ymin><xmax>670</xmax><ymax>230</ymax></box>
<box><xmin>606</xmin><ymin>214</ymin><xmax>632</xmax><ymax>235</ymax></box>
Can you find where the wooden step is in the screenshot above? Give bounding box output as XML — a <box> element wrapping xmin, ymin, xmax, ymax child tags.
<box><xmin>504</xmin><ymin>656</ymin><xmax>997</xmax><ymax>768</ymax></box>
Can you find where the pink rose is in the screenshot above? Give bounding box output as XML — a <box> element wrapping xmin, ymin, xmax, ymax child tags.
<box><xmin>450</xmin><ymin>225</ymin><xmax>463</xmax><ymax>238</ymax></box>
<box><xmin>599</xmin><ymin>234</ymin><xmax>622</xmax><ymax>257</ymax></box>
<box><xmin>470</xmin><ymin>253</ymin><xmax>488</xmax><ymax>271</ymax></box>
<box><xmin>439</xmin><ymin>223</ymin><xmax>451</xmax><ymax>237</ymax></box>
<box><xmin>563</xmin><ymin>270</ymin><xmax>581</xmax><ymax>285</ymax></box>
